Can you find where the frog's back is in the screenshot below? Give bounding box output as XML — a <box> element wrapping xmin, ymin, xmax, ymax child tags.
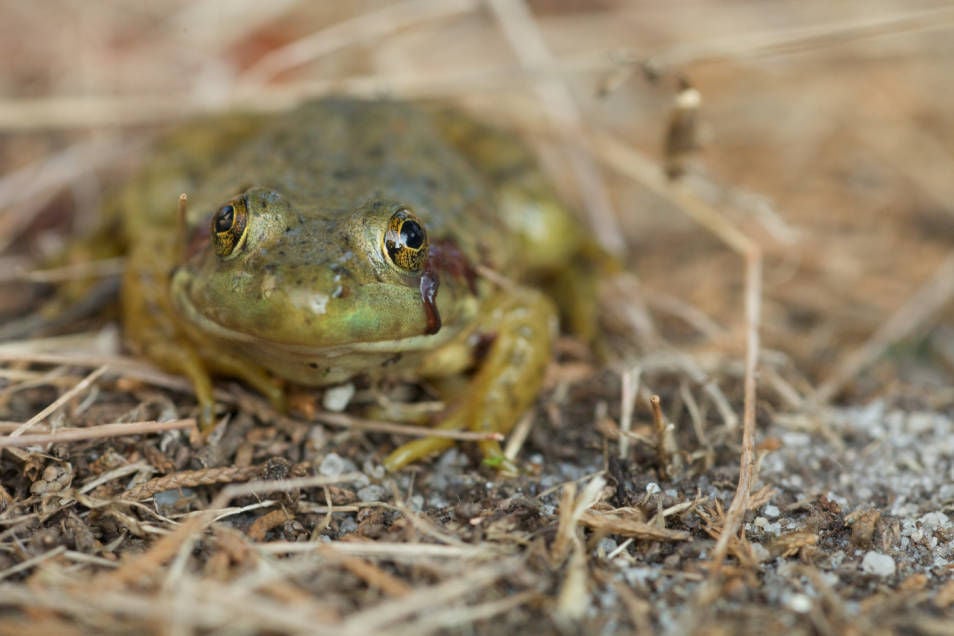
<box><xmin>122</xmin><ymin>98</ymin><xmax>580</xmax><ymax>279</ymax></box>
<box><xmin>176</xmin><ymin>99</ymin><xmax>517</xmax><ymax>272</ymax></box>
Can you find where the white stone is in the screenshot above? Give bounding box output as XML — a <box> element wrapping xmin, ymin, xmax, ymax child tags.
<box><xmin>357</xmin><ymin>485</ymin><xmax>386</xmax><ymax>502</ymax></box>
<box><xmin>861</xmin><ymin>551</ymin><xmax>896</xmax><ymax>577</ymax></box>
<box><xmin>785</xmin><ymin>593</ymin><xmax>813</xmax><ymax>613</ymax></box>
<box><xmin>363</xmin><ymin>459</ymin><xmax>385</xmax><ymax>480</ymax></box>
<box><xmin>919</xmin><ymin>511</ymin><xmax>950</xmax><ymax>531</ymax></box>
<box><xmin>322</xmin><ymin>383</ymin><xmax>355</xmax><ymax>412</ymax></box>
<box><xmin>753</xmin><ymin>516</ymin><xmax>781</xmax><ymax>536</ymax></box>
<box><xmin>318</xmin><ymin>453</ymin><xmax>343</xmax><ymax>476</ymax></box>
<box><xmin>597</xmin><ymin>538</ymin><xmax>618</xmax><ymax>556</ymax></box>
<box><xmin>751</xmin><ymin>543</ymin><xmax>771</xmax><ymax>563</ymax></box>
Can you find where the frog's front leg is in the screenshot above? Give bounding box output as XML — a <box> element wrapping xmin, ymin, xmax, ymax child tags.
<box><xmin>122</xmin><ymin>265</ymin><xmax>217</xmax><ymax>430</ymax></box>
<box><xmin>383</xmin><ymin>287</ymin><xmax>557</xmax><ymax>472</ymax></box>
<box><xmin>123</xmin><ymin>261</ymin><xmax>283</xmax><ymax>433</ymax></box>
<box><xmin>133</xmin><ymin>328</ymin><xmax>284</xmax><ymax>433</ymax></box>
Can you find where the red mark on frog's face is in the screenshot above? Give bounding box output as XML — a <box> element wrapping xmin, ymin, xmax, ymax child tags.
<box><xmin>419</xmin><ymin>268</ymin><xmax>441</xmax><ymax>335</ymax></box>
<box><xmin>417</xmin><ymin>238</ymin><xmax>479</xmax><ymax>336</ymax></box>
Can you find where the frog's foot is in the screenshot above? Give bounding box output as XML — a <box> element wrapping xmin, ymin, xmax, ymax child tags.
<box><xmin>382</xmin><ymin>433</ymin><xmax>453</xmax><ymax>472</ymax></box>
<box><xmin>133</xmin><ymin>334</ymin><xmax>284</xmax><ymax>437</ymax></box>
<box><xmin>198</xmin><ymin>344</ymin><xmax>286</xmax><ymax>414</ymax></box>
<box><xmin>194</xmin><ymin>402</ymin><xmax>218</xmax><ymax>438</ymax></box>
<box><xmin>145</xmin><ymin>339</ymin><xmax>217</xmax><ymax>434</ymax></box>
<box><xmin>478</xmin><ymin>439</ymin><xmax>519</xmax><ymax>476</ymax></box>
<box><xmin>186</xmin><ymin>344</ymin><xmax>286</xmax><ymax>439</ymax></box>
<box><xmin>382</xmin><ymin>423</ymin><xmax>518</xmax><ymax>474</ymax></box>
<box><xmin>168</xmin><ymin>348</ymin><xmax>286</xmax><ymax>436</ymax></box>
<box><xmin>384</xmin><ymin>287</ymin><xmax>555</xmax><ymax>473</ymax></box>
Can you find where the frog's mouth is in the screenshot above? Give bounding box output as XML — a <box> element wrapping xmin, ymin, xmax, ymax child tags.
<box><xmin>170</xmin><ymin>267</ymin><xmax>457</xmax><ymax>356</ymax></box>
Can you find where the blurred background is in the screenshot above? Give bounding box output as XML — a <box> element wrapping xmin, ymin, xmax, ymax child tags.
<box><xmin>2</xmin><ymin>0</ymin><xmax>954</xmax><ymax>409</ymax></box>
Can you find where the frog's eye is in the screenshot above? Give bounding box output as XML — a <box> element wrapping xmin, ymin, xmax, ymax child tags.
<box><xmin>210</xmin><ymin>197</ymin><xmax>250</xmax><ymax>259</ymax></box>
<box><xmin>384</xmin><ymin>209</ymin><xmax>428</xmax><ymax>272</ymax></box>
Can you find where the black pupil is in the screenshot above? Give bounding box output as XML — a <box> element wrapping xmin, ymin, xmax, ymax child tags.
<box><xmin>401</xmin><ymin>220</ymin><xmax>424</xmax><ymax>249</ymax></box>
<box><xmin>214</xmin><ymin>205</ymin><xmax>234</xmax><ymax>233</ymax></box>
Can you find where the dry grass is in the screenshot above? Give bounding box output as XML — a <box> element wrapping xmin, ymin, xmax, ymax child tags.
<box><xmin>1</xmin><ymin>1</ymin><xmax>954</xmax><ymax>634</ymax></box>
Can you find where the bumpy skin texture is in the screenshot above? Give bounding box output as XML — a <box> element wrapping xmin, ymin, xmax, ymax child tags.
<box><xmin>115</xmin><ymin>98</ymin><xmax>583</xmax><ymax>471</ymax></box>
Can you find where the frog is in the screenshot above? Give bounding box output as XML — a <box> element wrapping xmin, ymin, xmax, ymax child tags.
<box><xmin>104</xmin><ymin>97</ymin><xmax>589</xmax><ymax>472</ymax></box>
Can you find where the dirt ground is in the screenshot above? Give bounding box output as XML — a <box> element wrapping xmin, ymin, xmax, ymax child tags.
<box><xmin>1</xmin><ymin>1</ymin><xmax>953</xmax><ymax>634</ymax></box>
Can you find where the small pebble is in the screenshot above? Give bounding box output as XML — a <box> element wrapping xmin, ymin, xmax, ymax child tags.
<box><xmin>751</xmin><ymin>543</ymin><xmax>771</xmax><ymax>563</ymax></box>
<box><xmin>322</xmin><ymin>383</ymin><xmax>355</xmax><ymax>412</ymax></box>
<box><xmin>752</xmin><ymin>516</ymin><xmax>781</xmax><ymax>536</ymax></box>
<box><xmin>762</xmin><ymin>504</ymin><xmax>780</xmax><ymax>519</ymax></box>
<box><xmin>363</xmin><ymin>459</ymin><xmax>386</xmax><ymax>480</ymax></box>
<box><xmin>828</xmin><ymin>550</ymin><xmax>846</xmax><ymax>568</ymax></box>
<box><xmin>597</xmin><ymin>537</ymin><xmax>618</xmax><ymax>556</ymax></box>
<box><xmin>357</xmin><ymin>484</ymin><xmax>386</xmax><ymax>502</ymax></box>
<box><xmin>154</xmin><ymin>488</ymin><xmax>194</xmax><ymax>507</ymax></box>
<box><xmin>645</xmin><ymin>482</ymin><xmax>661</xmax><ymax>495</ymax></box>
<box><xmin>919</xmin><ymin>511</ymin><xmax>950</xmax><ymax>531</ymax></box>
<box><xmin>861</xmin><ymin>551</ymin><xmax>896</xmax><ymax>577</ymax></box>
<box><xmin>318</xmin><ymin>453</ymin><xmax>346</xmax><ymax>477</ymax></box>
<box><xmin>622</xmin><ymin>567</ymin><xmax>655</xmax><ymax>586</ymax></box>
<box><xmin>308</xmin><ymin>426</ymin><xmax>328</xmax><ymax>447</ymax></box>
<box><xmin>785</xmin><ymin>593</ymin><xmax>813</xmax><ymax>613</ymax></box>
<box><xmin>428</xmin><ymin>493</ymin><xmax>449</xmax><ymax>509</ymax></box>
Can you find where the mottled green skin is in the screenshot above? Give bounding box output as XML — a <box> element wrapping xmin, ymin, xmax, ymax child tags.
<box><xmin>116</xmin><ymin>98</ymin><xmax>581</xmax><ymax>470</ymax></box>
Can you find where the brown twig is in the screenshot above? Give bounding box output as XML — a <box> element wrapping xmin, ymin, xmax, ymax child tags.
<box><xmin>121</xmin><ymin>464</ymin><xmax>265</xmax><ymax>502</ymax></box>
<box><xmin>8</xmin><ymin>365</ymin><xmax>108</xmax><ymax>438</ymax></box>
<box><xmin>649</xmin><ymin>394</ymin><xmax>681</xmax><ymax>479</ymax></box>
<box><xmin>578</xmin><ymin>509</ymin><xmax>690</xmax><ymax>542</ymax></box>
<box><xmin>312</xmin><ymin>410</ymin><xmax>504</xmax><ymax>442</ymax></box>
<box><xmin>618</xmin><ymin>367</ymin><xmax>641</xmax><ymax>459</ymax></box>
<box><xmin>247</xmin><ymin>508</ymin><xmax>294</xmax><ymax>542</ymax></box>
<box><xmin>710</xmin><ymin>248</ymin><xmax>762</xmax><ymax>566</ymax></box>
<box><xmin>0</xmin><ymin>258</ymin><xmax>124</xmax><ymax>284</ymax></box>
<box><xmin>551</xmin><ymin>475</ymin><xmax>608</xmax><ymax>566</ymax></box>
<box><xmin>334</xmin><ymin>558</ymin><xmax>523</xmax><ymax>636</ymax></box>
<box><xmin>317</xmin><ymin>545</ymin><xmax>412</xmax><ymax>598</ymax></box>
<box><xmin>105</xmin><ymin>473</ymin><xmax>363</xmax><ymax>588</ymax></box>
<box><xmin>0</xmin><ymin>418</ymin><xmax>196</xmax><ymax>449</ymax></box>
<box><xmin>258</xmin><ymin>541</ymin><xmax>496</xmax><ymax>561</ymax></box>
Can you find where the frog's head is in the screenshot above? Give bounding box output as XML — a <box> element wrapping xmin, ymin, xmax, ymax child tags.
<box><xmin>171</xmin><ymin>187</ymin><xmax>452</xmax><ymax>353</ymax></box>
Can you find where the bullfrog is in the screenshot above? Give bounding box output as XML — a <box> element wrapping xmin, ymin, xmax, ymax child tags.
<box><xmin>106</xmin><ymin>97</ymin><xmax>587</xmax><ymax>471</ymax></box>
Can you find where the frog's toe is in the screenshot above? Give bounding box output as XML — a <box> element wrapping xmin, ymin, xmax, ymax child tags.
<box><xmin>383</xmin><ymin>437</ymin><xmax>454</xmax><ymax>472</ymax></box>
<box><xmin>482</xmin><ymin>456</ymin><xmax>519</xmax><ymax>476</ymax></box>
<box><xmin>383</xmin><ymin>436</ymin><xmax>520</xmax><ymax>474</ymax></box>
<box><xmin>266</xmin><ymin>383</ymin><xmax>287</xmax><ymax>413</ymax></box>
<box><xmin>195</xmin><ymin>401</ymin><xmax>219</xmax><ymax>434</ymax></box>
<box><xmin>478</xmin><ymin>440</ymin><xmax>519</xmax><ymax>476</ymax></box>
